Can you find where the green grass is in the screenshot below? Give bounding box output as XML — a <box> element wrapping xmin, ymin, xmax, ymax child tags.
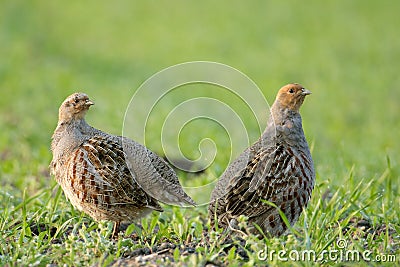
<box><xmin>0</xmin><ymin>0</ymin><xmax>399</xmax><ymax>266</ymax></box>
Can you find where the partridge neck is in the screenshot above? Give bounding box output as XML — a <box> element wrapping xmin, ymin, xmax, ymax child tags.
<box><xmin>270</xmin><ymin>103</ymin><xmax>300</xmax><ymax>126</ymax></box>
<box><xmin>262</xmin><ymin>104</ymin><xmax>305</xmax><ymax>148</ymax></box>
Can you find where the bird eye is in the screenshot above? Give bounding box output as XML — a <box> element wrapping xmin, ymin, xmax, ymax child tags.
<box><xmin>289</xmin><ymin>88</ymin><xmax>295</xmax><ymax>94</ymax></box>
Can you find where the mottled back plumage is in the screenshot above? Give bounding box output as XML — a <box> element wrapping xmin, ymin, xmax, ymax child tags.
<box><xmin>208</xmin><ymin>84</ymin><xmax>315</xmax><ymax>237</ymax></box>
<box><xmin>51</xmin><ymin>93</ymin><xmax>195</xmax><ymax>236</ymax></box>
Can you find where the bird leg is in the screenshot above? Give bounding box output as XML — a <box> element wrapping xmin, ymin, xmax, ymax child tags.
<box><xmin>112</xmin><ymin>221</ymin><xmax>120</xmax><ymax>238</ymax></box>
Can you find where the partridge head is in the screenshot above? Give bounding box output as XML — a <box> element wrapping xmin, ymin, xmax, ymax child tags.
<box><xmin>58</xmin><ymin>93</ymin><xmax>94</xmax><ymax>123</ymax></box>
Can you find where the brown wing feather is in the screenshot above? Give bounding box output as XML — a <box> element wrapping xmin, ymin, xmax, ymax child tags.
<box><xmin>62</xmin><ymin>135</ymin><xmax>162</xmax><ymax>222</ymax></box>
<box><xmin>214</xmin><ymin>142</ymin><xmax>313</xmax><ymax>235</ymax></box>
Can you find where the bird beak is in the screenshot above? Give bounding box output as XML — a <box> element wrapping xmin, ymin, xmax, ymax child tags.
<box><xmin>86</xmin><ymin>100</ymin><xmax>94</xmax><ymax>106</ymax></box>
<box><xmin>301</xmin><ymin>88</ymin><xmax>312</xmax><ymax>95</ymax></box>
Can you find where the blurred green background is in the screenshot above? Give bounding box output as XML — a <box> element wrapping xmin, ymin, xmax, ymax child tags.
<box><xmin>0</xmin><ymin>0</ymin><xmax>399</xmax><ymax>198</ymax></box>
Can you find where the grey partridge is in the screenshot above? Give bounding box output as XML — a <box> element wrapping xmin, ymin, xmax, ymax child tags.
<box><xmin>208</xmin><ymin>83</ymin><xmax>315</xmax><ymax>237</ymax></box>
<box><xmin>50</xmin><ymin>93</ymin><xmax>196</xmax><ymax>237</ymax></box>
